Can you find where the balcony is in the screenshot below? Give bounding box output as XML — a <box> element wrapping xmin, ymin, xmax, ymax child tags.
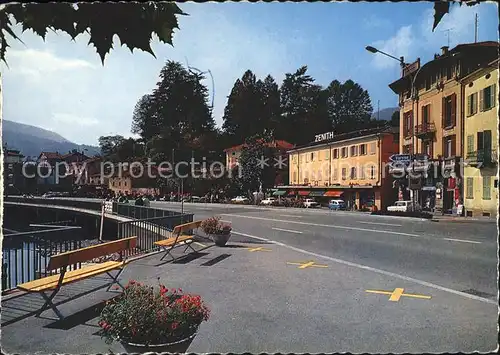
<box><xmin>415</xmin><ymin>123</ymin><xmax>436</xmax><ymax>138</ymax></box>
<box><xmin>466</xmin><ymin>149</ymin><xmax>498</xmax><ymax>167</ymax></box>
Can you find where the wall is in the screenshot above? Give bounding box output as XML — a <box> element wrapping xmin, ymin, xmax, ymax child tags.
<box><xmin>463</xmin><ymin>67</ymin><xmax>498</xmax><ymax>216</ymax></box>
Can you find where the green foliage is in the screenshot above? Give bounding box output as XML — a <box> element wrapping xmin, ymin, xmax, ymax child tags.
<box><xmin>134</xmin><ymin>60</ymin><xmax>216</xmax><ymax>163</ymax></box>
<box><xmin>390</xmin><ymin>110</ymin><xmax>400</xmax><ymax>127</ymax></box>
<box><xmin>433</xmin><ymin>1</ymin><xmax>480</xmax><ymax>31</ymax></box>
<box><xmin>0</xmin><ymin>2</ymin><xmax>186</xmax><ymax>64</ymax></box>
<box><xmin>238</xmin><ymin>131</ymin><xmax>277</xmax><ymax>194</ymax></box>
<box><xmin>98</xmin><ymin>135</ymin><xmax>143</xmax><ymax>162</ymax></box>
<box><xmin>99</xmin><ymin>280</ymin><xmax>210</xmax><ymax>345</ymax></box>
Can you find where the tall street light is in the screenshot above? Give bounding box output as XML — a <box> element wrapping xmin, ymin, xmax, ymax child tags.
<box><xmin>365</xmin><ymin>45</ymin><xmax>420</xmax><ymax>210</ymax></box>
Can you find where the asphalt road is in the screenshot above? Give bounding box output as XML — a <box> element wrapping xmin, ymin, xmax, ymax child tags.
<box><xmin>150</xmin><ymin>201</ymin><xmax>498</xmax><ymax>300</ymax></box>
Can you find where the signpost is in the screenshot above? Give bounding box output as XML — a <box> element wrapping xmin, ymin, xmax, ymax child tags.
<box><xmin>389</xmin><ymin>154</ymin><xmax>411</xmax><ymax>163</ymax></box>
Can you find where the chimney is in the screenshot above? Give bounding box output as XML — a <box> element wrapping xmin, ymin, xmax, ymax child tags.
<box><xmin>441</xmin><ymin>46</ymin><xmax>449</xmax><ymax>55</ymax></box>
<box><xmin>434</xmin><ymin>53</ymin><xmax>440</xmax><ymax>59</ymax></box>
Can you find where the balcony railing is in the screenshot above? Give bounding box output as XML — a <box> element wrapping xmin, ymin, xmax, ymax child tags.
<box><xmin>415</xmin><ymin>122</ymin><xmax>436</xmax><ymax>137</ymax></box>
<box><xmin>466</xmin><ymin>149</ymin><xmax>497</xmax><ymax>167</ymax></box>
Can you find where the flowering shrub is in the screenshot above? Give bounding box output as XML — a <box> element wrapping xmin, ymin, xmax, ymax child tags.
<box><xmin>98</xmin><ymin>280</ymin><xmax>210</xmax><ymax>345</ymax></box>
<box><xmin>200</xmin><ymin>216</ymin><xmax>232</xmax><ymax>235</ymax></box>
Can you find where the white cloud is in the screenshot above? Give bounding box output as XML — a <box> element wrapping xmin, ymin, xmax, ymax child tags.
<box><xmin>371</xmin><ymin>25</ymin><xmax>414</xmax><ymax>69</ymax></box>
<box><xmin>370</xmin><ymin>3</ymin><xmax>488</xmax><ymax>71</ymax></box>
<box><xmin>6</xmin><ymin>48</ymin><xmax>94</xmax><ymax>83</ymax></box>
<box><xmin>363</xmin><ymin>15</ymin><xmax>390</xmax><ymax>29</ymax></box>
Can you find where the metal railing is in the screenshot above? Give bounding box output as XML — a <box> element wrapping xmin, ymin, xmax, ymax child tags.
<box><xmin>466</xmin><ymin>149</ymin><xmax>497</xmax><ymax>166</ymax></box>
<box><xmin>117</xmin><ymin>213</ymin><xmax>194</xmax><ymax>256</ymax></box>
<box><xmin>415</xmin><ymin>122</ymin><xmax>436</xmax><ymax>136</ymax></box>
<box><xmin>112</xmin><ymin>203</ymin><xmax>184</xmax><ymax>219</ymax></box>
<box><xmin>2</xmin><ymin>226</ymin><xmax>85</xmax><ymax>293</ymax></box>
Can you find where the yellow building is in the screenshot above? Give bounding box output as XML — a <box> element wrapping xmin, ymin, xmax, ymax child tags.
<box><xmin>284</xmin><ymin>126</ymin><xmax>399</xmax><ymax>210</ymax></box>
<box><xmin>462</xmin><ymin>59</ymin><xmax>498</xmax><ymax>217</ymax></box>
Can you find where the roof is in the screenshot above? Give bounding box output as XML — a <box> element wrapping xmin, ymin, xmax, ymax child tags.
<box><xmin>224</xmin><ymin>140</ymin><xmax>295</xmax><ymax>152</ymax></box>
<box><xmin>6</xmin><ymin>150</ymin><xmax>24</xmax><ymax>157</ymax></box>
<box><xmin>460</xmin><ymin>57</ymin><xmax>500</xmax><ymax>84</ymax></box>
<box><xmin>287</xmin><ymin>125</ymin><xmax>397</xmax><ymax>153</ymax></box>
<box><xmin>389</xmin><ymin>41</ymin><xmax>500</xmax><ymax>94</ymax></box>
<box><xmin>39</xmin><ymin>152</ymin><xmax>62</xmax><ymax>160</ymax></box>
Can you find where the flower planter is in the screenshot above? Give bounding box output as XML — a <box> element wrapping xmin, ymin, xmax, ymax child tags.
<box><xmin>119</xmin><ymin>328</ymin><xmax>198</xmax><ymax>353</ymax></box>
<box><xmin>210</xmin><ymin>232</ymin><xmax>231</xmax><ymax>246</ymax></box>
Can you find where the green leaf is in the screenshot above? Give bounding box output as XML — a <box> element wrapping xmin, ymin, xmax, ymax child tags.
<box><xmin>432</xmin><ymin>2</ymin><xmax>450</xmax><ymax>31</ymax></box>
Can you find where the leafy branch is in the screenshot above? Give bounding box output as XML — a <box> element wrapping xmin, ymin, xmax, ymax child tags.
<box><xmin>0</xmin><ymin>2</ymin><xmax>187</xmax><ymax>65</ymax></box>
<box><xmin>433</xmin><ymin>0</ymin><xmax>481</xmax><ymax>31</ymax></box>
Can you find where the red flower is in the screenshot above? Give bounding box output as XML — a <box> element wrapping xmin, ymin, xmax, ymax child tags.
<box><xmin>171</xmin><ymin>322</ymin><xmax>179</xmax><ymax>330</ymax></box>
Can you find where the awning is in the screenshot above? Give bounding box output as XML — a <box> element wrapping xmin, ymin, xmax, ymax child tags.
<box><xmin>272</xmin><ymin>190</ymin><xmax>287</xmax><ymax>196</ymax></box>
<box><xmin>323</xmin><ymin>190</ymin><xmax>343</xmax><ymax>197</ymax></box>
<box><xmin>309</xmin><ymin>190</ymin><xmax>325</xmax><ymax>197</ymax></box>
<box><xmin>298</xmin><ymin>190</ymin><xmax>310</xmax><ymax>196</ymax></box>
<box><xmin>287</xmin><ymin>190</ymin><xmax>297</xmax><ymax>196</ymax></box>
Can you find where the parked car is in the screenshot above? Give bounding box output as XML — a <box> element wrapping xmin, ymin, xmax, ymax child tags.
<box><xmin>42</xmin><ymin>192</ymin><xmax>57</xmax><ymax>198</ymax></box>
<box><xmin>303</xmin><ymin>198</ymin><xmax>319</xmax><ymax>208</ymax></box>
<box><xmin>387</xmin><ymin>200</ymin><xmax>421</xmax><ymax>212</ymax></box>
<box><xmin>260</xmin><ymin>197</ymin><xmax>276</xmax><ymax>205</ymax></box>
<box><xmin>231</xmin><ymin>196</ymin><xmax>249</xmax><ymax>203</ymax></box>
<box><xmin>328</xmin><ymin>199</ymin><xmax>346</xmax><ymax>210</ymax></box>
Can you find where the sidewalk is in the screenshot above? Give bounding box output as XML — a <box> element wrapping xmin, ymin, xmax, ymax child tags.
<box><xmin>431</xmin><ymin>214</ymin><xmax>497</xmax><ymax>223</ymax></box>
<box><xmin>1</xmin><ymin>234</ymin><xmax>497</xmax><ymax>354</ymax></box>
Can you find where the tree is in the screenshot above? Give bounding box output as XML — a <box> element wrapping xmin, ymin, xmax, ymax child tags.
<box><xmin>325</xmin><ymin>79</ymin><xmax>373</xmax><ymax>134</ymax></box>
<box><xmin>279</xmin><ymin>66</ymin><xmax>330</xmax><ymax>145</ymax></box>
<box><xmin>260</xmin><ymin>75</ymin><xmax>283</xmax><ymax>138</ymax></box>
<box><xmin>0</xmin><ymin>2</ymin><xmax>186</xmax><ymax>64</ymax></box>
<box><xmin>390</xmin><ymin>110</ymin><xmax>400</xmax><ymax>127</ymax></box>
<box><xmin>135</xmin><ymin>60</ymin><xmax>215</xmax><ymax>164</ymax></box>
<box><xmin>238</xmin><ymin>131</ymin><xmax>277</xmax><ymax>196</ymax></box>
<box><xmin>98</xmin><ymin>135</ymin><xmax>143</xmax><ymax>162</ymax></box>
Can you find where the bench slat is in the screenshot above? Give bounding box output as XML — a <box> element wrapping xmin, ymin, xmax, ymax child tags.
<box><xmin>47</xmin><ymin>237</ymin><xmax>137</xmax><ymax>271</ymax></box>
<box><xmin>154</xmin><ymin>235</ymin><xmax>193</xmax><ymax>247</ymax></box>
<box><xmin>172</xmin><ymin>221</ymin><xmax>203</xmax><ymax>236</ymax></box>
<box><xmin>18</xmin><ymin>261</ymin><xmax>124</xmax><ymax>292</ymax></box>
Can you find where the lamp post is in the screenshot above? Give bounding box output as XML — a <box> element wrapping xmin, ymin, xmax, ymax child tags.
<box><xmin>365</xmin><ymin>46</ymin><xmax>420</xmax><ymax>210</ymax></box>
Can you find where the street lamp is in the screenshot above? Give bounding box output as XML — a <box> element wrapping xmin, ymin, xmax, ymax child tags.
<box><xmin>365</xmin><ymin>45</ymin><xmax>420</xmax><ymax>210</ymax></box>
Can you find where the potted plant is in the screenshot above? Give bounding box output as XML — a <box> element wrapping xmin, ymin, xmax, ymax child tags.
<box><xmin>98</xmin><ymin>280</ymin><xmax>210</xmax><ymax>353</ymax></box>
<box><xmin>201</xmin><ymin>216</ymin><xmax>232</xmax><ymax>246</ymax></box>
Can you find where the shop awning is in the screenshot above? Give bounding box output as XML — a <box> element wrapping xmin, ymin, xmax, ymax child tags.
<box><xmin>287</xmin><ymin>190</ymin><xmax>297</xmax><ymax>196</ymax></box>
<box><xmin>309</xmin><ymin>190</ymin><xmax>325</xmax><ymax>197</ymax></box>
<box><xmin>272</xmin><ymin>190</ymin><xmax>287</xmax><ymax>196</ymax></box>
<box><xmin>298</xmin><ymin>190</ymin><xmax>310</xmax><ymax>196</ymax></box>
<box><xmin>323</xmin><ymin>190</ymin><xmax>343</xmax><ymax>197</ymax></box>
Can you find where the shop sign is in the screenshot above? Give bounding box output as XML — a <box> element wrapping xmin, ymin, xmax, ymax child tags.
<box><xmin>314</xmin><ymin>131</ymin><xmax>334</xmax><ymax>142</ymax></box>
<box><xmin>422</xmin><ymin>186</ymin><xmax>436</xmax><ymax>191</ymax></box>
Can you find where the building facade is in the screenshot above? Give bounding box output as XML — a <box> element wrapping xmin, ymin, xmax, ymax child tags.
<box><xmin>388</xmin><ymin>41</ymin><xmax>499</xmax><ymax>213</ymax></box>
<box><xmin>2</xmin><ymin>147</ymin><xmax>25</xmax><ymax>195</ymax></box>
<box><xmin>281</xmin><ymin>126</ymin><xmax>399</xmax><ymax>210</ymax></box>
<box><xmin>462</xmin><ymin>59</ymin><xmax>498</xmax><ymax>217</ymax></box>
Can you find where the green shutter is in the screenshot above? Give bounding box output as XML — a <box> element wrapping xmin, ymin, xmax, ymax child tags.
<box><xmin>483</xmin><ymin>176</ymin><xmax>491</xmax><ymax>200</ymax></box>
<box><xmin>491</xmin><ymin>84</ymin><xmax>496</xmax><ymax>108</ymax></box>
<box><xmin>467</xmin><ymin>94</ymin><xmax>472</xmax><ymax>116</ymax></box>
<box><xmin>467</xmin><ymin>135</ymin><xmax>474</xmax><ymax>154</ymax></box>
<box><xmin>479</xmin><ymin>88</ymin><xmax>484</xmax><ymax>111</ymax></box>
<box><xmin>466</xmin><ymin>177</ymin><xmax>474</xmax><ymax>199</ymax></box>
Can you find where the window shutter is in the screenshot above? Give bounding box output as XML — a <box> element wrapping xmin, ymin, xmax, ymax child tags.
<box><xmin>479</xmin><ymin>88</ymin><xmax>484</xmax><ymax>112</ymax></box>
<box><xmin>467</xmin><ymin>95</ymin><xmax>472</xmax><ymax>116</ymax></box>
<box><xmin>491</xmin><ymin>83</ymin><xmax>496</xmax><ymax>108</ymax></box>
<box><xmin>451</xmin><ymin>93</ymin><xmax>457</xmax><ymax>127</ymax></box>
<box><xmin>467</xmin><ymin>135</ymin><xmax>474</xmax><ymax>154</ymax></box>
<box><xmin>442</xmin><ymin>97</ymin><xmax>446</xmax><ymax>127</ymax></box>
<box><xmin>451</xmin><ymin>135</ymin><xmax>456</xmax><ymax>156</ymax></box>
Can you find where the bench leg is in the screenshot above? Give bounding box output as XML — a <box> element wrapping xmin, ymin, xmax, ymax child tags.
<box><xmin>183</xmin><ymin>241</ymin><xmax>197</xmax><ymax>253</ymax></box>
<box><xmin>160</xmin><ymin>249</ymin><xmax>175</xmax><ymax>262</ymax></box>
<box><xmin>105</xmin><ymin>268</ymin><xmax>125</xmax><ymax>292</ymax></box>
<box><xmin>36</xmin><ymin>290</ymin><xmax>64</xmax><ymax>320</ymax></box>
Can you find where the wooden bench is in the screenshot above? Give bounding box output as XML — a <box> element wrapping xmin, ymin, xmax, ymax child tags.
<box><xmin>154</xmin><ymin>220</ymin><xmax>203</xmax><ymax>261</ymax></box>
<box><xmin>17</xmin><ymin>236</ymin><xmax>137</xmax><ymax>320</ymax></box>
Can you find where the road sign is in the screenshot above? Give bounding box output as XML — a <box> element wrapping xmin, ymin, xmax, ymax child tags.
<box><xmin>389</xmin><ymin>154</ymin><xmax>411</xmax><ymax>163</ymax></box>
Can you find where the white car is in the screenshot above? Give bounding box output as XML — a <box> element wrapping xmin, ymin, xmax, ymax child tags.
<box><xmin>231</xmin><ymin>196</ymin><xmax>249</xmax><ymax>203</ymax></box>
<box><xmin>303</xmin><ymin>198</ymin><xmax>319</xmax><ymax>208</ymax></box>
<box><xmin>260</xmin><ymin>197</ymin><xmax>276</xmax><ymax>205</ymax></box>
<box><xmin>387</xmin><ymin>200</ymin><xmax>421</xmax><ymax>212</ymax></box>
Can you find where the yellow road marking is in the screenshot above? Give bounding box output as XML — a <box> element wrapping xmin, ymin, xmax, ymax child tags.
<box><xmin>366</xmin><ymin>288</ymin><xmax>431</xmax><ymax>302</ymax></box>
<box><xmin>247</xmin><ymin>247</ymin><xmax>272</xmax><ymax>252</ymax></box>
<box><xmin>286</xmin><ymin>260</ymin><xmax>328</xmax><ymax>269</ymax></box>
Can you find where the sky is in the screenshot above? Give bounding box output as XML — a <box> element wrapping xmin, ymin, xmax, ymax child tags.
<box><xmin>2</xmin><ymin>2</ymin><xmax>498</xmax><ymax>146</ymax></box>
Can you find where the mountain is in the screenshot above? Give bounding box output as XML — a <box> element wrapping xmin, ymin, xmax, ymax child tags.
<box><xmin>372</xmin><ymin>107</ymin><xmax>399</xmax><ymax>121</ymax></box>
<box><xmin>1</xmin><ymin>120</ymin><xmax>101</xmax><ymax>158</ymax></box>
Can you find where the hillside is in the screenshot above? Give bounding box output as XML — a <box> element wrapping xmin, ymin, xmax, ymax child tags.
<box><xmin>372</xmin><ymin>107</ymin><xmax>399</xmax><ymax>121</ymax></box>
<box><xmin>1</xmin><ymin>120</ymin><xmax>101</xmax><ymax>158</ymax></box>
